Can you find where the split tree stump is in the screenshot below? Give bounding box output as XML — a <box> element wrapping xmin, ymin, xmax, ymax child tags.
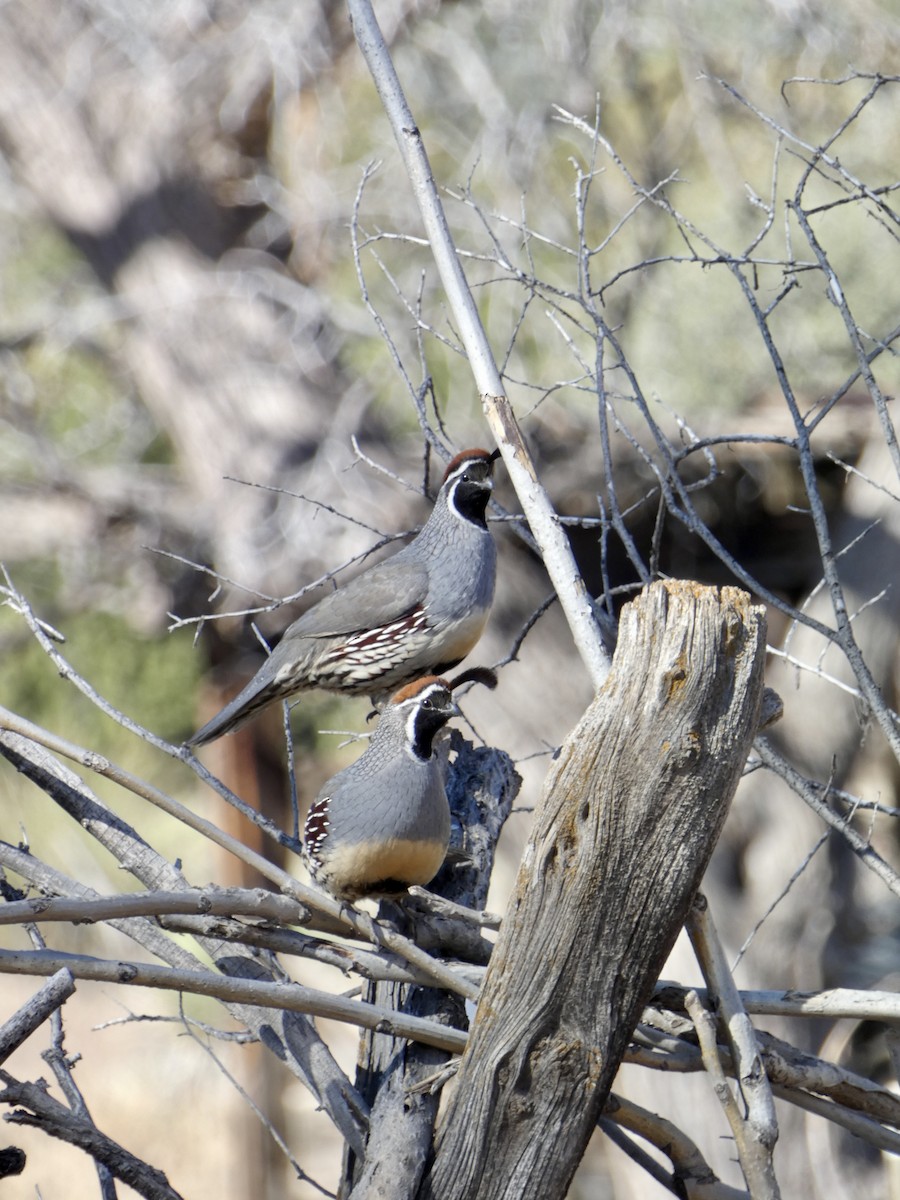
<box><xmin>420</xmin><ymin>580</ymin><xmax>767</xmax><ymax>1200</ymax></box>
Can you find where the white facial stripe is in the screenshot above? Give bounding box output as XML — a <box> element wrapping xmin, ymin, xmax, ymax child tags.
<box><xmin>400</xmin><ymin>682</ymin><xmax>443</xmax><ymax>711</ymax></box>
<box><xmin>448</xmin><ymin>473</ymin><xmax>492</xmax><ymax>521</ymax></box>
<box><xmin>405</xmin><ymin>704</ymin><xmax>420</xmax><ymax>752</ymax></box>
<box><xmin>446</xmin><ymin>455</ymin><xmax>491</xmax><ymax>483</ymax></box>
<box><xmin>402</xmin><ymin>682</ymin><xmax>446</xmax><ymax>757</ymax></box>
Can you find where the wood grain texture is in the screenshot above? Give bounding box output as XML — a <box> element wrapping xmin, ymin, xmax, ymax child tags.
<box><xmin>419</xmin><ymin>581</ymin><xmax>767</xmax><ymax>1200</ymax></box>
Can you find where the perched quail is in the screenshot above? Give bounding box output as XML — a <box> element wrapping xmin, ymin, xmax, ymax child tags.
<box><xmin>187</xmin><ymin>449</ymin><xmax>498</xmax><ymax>747</ymax></box>
<box><xmin>303</xmin><ymin>676</ymin><xmax>459</xmax><ymax>901</ymax></box>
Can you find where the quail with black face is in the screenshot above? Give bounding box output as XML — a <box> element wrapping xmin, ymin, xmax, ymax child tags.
<box><xmin>187</xmin><ymin>449</ymin><xmax>498</xmax><ymax>746</ymax></box>
<box><xmin>303</xmin><ymin>676</ymin><xmax>459</xmax><ymax>901</ymax></box>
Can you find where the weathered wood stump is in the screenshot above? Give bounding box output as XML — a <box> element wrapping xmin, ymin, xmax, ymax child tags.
<box><xmin>420</xmin><ymin>580</ymin><xmax>767</xmax><ymax>1200</ymax></box>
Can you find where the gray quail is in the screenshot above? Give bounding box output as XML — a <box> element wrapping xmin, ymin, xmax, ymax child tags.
<box><xmin>187</xmin><ymin>449</ymin><xmax>498</xmax><ymax>747</ymax></box>
<box><xmin>303</xmin><ymin>676</ymin><xmax>459</xmax><ymax>901</ymax></box>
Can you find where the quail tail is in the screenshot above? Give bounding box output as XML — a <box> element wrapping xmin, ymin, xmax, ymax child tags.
<box><xmin>186</xmin><ymin>673</ymin><xmax>288</xmax><ymax>747</ymax></box>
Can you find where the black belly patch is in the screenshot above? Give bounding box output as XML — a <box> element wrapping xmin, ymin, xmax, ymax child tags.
<box><xmin>359</xmin><ymin>876</ymin><xmax>413</xmax><ymax>898</ymax></box>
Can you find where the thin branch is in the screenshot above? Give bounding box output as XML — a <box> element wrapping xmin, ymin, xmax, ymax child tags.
<box><xmin>490</xmin><ymin>593</ymin><xmax>559</xmax><ymax>670</ymax></box>
<box><xmin>597</xmin><ymin>1117</ymin><xmax>681</xmax><ymax>1195</ymax></box>
<box><xmin>788</xmin><ymin>198</ymin><xmax>899</xmax><ymax>480</ymax></box>
<box><xmin>685</xmin><ymin>989</ymin><xmax>780</xmax><ymax>1199</ymax></box>
<box><xmin>754</xmin><ymin>738</ymin><xmax>900</xmax><ymax>900</ymax></box>
<box><xmin>0</xmin><ymin>1069</ymin><xmax>183</xmax><ymax>1200</ymax></box>
<box><xmin>654</xmin><ymin>983</ymin><xmax>900</xmax><ymax>1022</ymax></box>
<box><xmin>0</xmin><ymin>887</ymin><xmax>309</xmax><ymax>929</ymax></box>
<box><xmin>0</xmin><ymin>969</ymin><xmax>76</xmax><ymax>1064</ymax></box>
<box><xmin>769</xmin><ymin>1081</ymin><xmax>900</xmax><ymax>1154</ymax></box>
<box><xmin>765</xmin><ymin>644</ymin><xmax>900</xmax><ymax>718</ymax></box>
<box><xmin>731</xmin><ymin>832</ymin><xmax>830</xmax><ymax>969</ymax></box>
<box><xmin>687</xmin><ymin>893</ymin><xmax>780</xmax><ymax>1158</ymax></box>
<box><xmin>35</xmin><ymin>937</ymin><xmax>116</xmax><ymax>1200</ymax></box>
<box><xmin>158</xmin><ymin>914</ymin><xmax>485</xmax><ymax>989</ymax></box>
<box><xmin>182</xmin><ymin>1013</ymin><xmax>335</xmax><ymax>1199</ymax></box>
<box><xmin>602</xmin><ymin>1092</ymin><xmax>749</xmax><ymax>1200</ymax></box>
<box><xmin>0</xmin><ymin>570</ymin><xmax>179</xmax><ymax>757</ymax></box>
<box><xmin>0</xmin><ymin>588</ymin><xmax>299</xmax><ymax>851</ymax></box>
<box><xmin>0</xmin><ymin>948</ymin><xmax>468</xmax><ymax>1054</ymax></box>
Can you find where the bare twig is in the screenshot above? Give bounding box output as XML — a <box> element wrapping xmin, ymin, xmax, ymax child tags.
<box><xmin>769</xmin><ymin>1081</ymin><xmax>900</xmax><ymax>1154</ymax></box>
<box><xmin>754</xmin><ymin>738</ymin><xmax>900</xmax><ymax>899</ymax></box>
<box><xmin>158</xmin><ymin>915</ymin><xmax>485</xmax><ymax>989</ymax></box>
<box><xmin>654</xmin><ymin>982</ymin><xmax>900</xmax><ymax>1023</ymax></box>
<box><xmin>181</xmin><ymin>1012</ymin><xmax>335</xmax><ymax>1199</ymax></box>
<box><xmin>0</xmin><ymin>948</ymin><xmax>468</xmax><ymax>1054</ymax></box>
<box><xmin>35</xmin><ymin>943</ymin><xmax>116</xmax><ymax>1200</ymax></box>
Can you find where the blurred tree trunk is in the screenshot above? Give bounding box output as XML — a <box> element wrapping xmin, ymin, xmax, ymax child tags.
<box><xmin>419</xmin><ymin>581</ymin><xmax>767</xmax><ymax>1200</ymax></box>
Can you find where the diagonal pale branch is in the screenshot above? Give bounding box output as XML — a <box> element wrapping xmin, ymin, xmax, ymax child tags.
<box><xmin>687</xmin><ymin>893</ymin><xmax>779</xmax><ymax>1195</ymax></box>
<box><xmin>769</xmin><ymin>1081</ymin><xmax>900</xmax><ymax>1153</ymax></box>
<box><xmin>346</xmin><ymin>0</ymin><xmax>610</xmax><ymax>690</ymax></box>
<box><xmin>685</xmin><ymin>989</ymin><xmax>779</xmax><ymax>1199</ymax></box>
<box><xmin>758</xmin><ymin>1031</ymin><xmax>900</xmax><ymax>1133</ymax></box>
<box><xmin>753</xmin><ymin>738</ymin><xmax>900</xmax><ymax>899</ymax></box>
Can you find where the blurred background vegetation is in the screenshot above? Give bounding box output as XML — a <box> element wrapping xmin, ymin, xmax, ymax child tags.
<box><xmin>0</xmin><ymin>1</ymin><xmax>898</xmax><ymax>1197</ymax></box>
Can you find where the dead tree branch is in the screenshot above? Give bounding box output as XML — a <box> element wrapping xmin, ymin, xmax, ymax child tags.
<box><xmin>0</xmin><ymin>969</ymin><xmax>75</xmax><ymax>1063</ymax></box>
<box><xmin>687</xmin><ymin>894</ymin><xmax>780</xmax><ymax>1196</ymax></box>
<box><xmin>0</xmin><ymin>1069</ymin><xmax>183</xmax><ymax>1200</ymax></box>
